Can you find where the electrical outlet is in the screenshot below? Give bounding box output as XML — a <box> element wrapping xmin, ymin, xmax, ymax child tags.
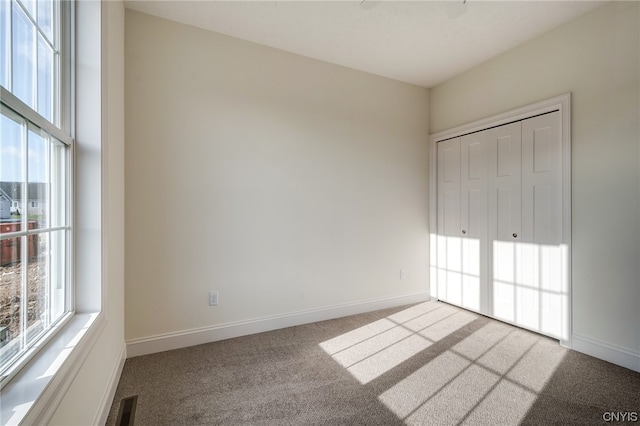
<box><xmin>400</xmin><ymin>269</ymin><xmax>406</xmax><ymax>280</ymax></box>
<box><xmin>209</xmin><ymin>291</ymin><xmax>218</xmax><ymax>306</ymax></box>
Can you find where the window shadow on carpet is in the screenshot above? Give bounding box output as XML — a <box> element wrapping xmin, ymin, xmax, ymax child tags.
<box><xmin>320</xmin><ymin>300</ymin><xmax>572</xmax><ymax>425</ymax></box>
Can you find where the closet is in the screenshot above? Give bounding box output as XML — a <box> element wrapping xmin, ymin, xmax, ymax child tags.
<box><xmin>435</xmin><ymin>109</ymin><xmax>568</xmax><ymax>341</ymax></box>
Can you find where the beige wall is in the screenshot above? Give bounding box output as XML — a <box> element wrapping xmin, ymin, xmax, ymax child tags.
<box><xmin>431</xmin><ymin>2</ymin><xmax>640</xmax><ymax>358</ymax></box>
<box><xmin>50</xmin><ymin>1</ymin><xmax>126</xmax><ymax>424</ymax></box>
<box><xmin>124</xmin><ymin>10</ymin><xmax>430</xmax><ymax>341</ymax></box>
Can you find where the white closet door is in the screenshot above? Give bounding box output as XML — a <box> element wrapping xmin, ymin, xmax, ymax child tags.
<box><xmin>520</xmin><ymin>111</ymin><xmax>565</xmax><ymax>338</ymax></box>
<box><xmin>437</xmin><ymin>138</ymin><xmax>461</xmax><ymax>305</ymax></box>
<box><xmin>460</xmin><ymin>131</ymin><xmax>488</xmax><ymax>313</ymax></box>
<box><xmin>488</xmin><ymin>122</ymin><xmax>522</xmax><ymax>322</ymax></box>
<box><xmin>436</xmin><ymin>109</ymin><xmax>566</xmax><ymax>341</ymax></box>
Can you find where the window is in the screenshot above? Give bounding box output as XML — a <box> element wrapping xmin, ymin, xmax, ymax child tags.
<box><xmin>0</xmin><ymin>0</ymin><xmax>71</xmax><ymax>388</ymax></box>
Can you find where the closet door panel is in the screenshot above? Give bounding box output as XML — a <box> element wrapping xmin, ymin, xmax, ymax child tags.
<box><xmin>522</xmin><ymin>112</ymin><xmax>562</xmax><ymax>244</ymax></box>
<box><xmin>491</xmin><ymin>124</ymin><xmax>522</xmax><ymax>240</ymax></box>
<box><xmin>460</xmin><ymin>132</ymin><xmax>488</xmax><ymax>313</ymax></box>
<box><xmin>521</xmin><ymin>111</ymin><xmax>565</xmax><ymax>338</ymax></box>
<box><xmin>461</xmin><ymin>189</ymin><xmax>482</xmax><ymax>310</ymax></box>
<box><xmin>437</xmin><ymin>138</ymin><xmax>461</xmax><ymax>305</ymax></box>
<box><xmin>488</xmin><ymin>122</ymin><xmax>522</xmax><ymax>321</ymax></box>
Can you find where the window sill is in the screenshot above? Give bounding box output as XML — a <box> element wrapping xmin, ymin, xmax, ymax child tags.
<box><xmin>0</xmin><ymin>312</ymin><xmax>104</xmax><ymax>426</ymax></box>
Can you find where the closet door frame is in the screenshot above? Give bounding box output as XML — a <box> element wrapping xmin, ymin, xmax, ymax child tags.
<box><xmin>429</xmin><ymin>93</ymin><xmax>572</xmax><ymax>347</ymax></box>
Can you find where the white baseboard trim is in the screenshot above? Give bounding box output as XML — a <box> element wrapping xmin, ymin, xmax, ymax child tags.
<box><xmin>126</xmin><ymin>292</ymin><xmax>430</xmax><ymax>358</ymax></box>
<box><xmin>94</xmin><ymin>342</ymin><xmax>127</xmax><ymax>426</ymax></box>
<box><xmin>571</xmin><ymin>333</ymin><xmax>640</xmax><ymax>373</ymax></box>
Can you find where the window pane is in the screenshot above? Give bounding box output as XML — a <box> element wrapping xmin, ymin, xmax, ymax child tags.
<box><xmin>37</xmin><ymin>0</ymin><xmax>53</xmax><ymax>42</ymax></box>
<box><xmin>26</xmin><ymin>232</ymin><xmax>47</xmax><ymax>345</ymax></box>
<box><xmin>37</xmin><ymin>34</ymin><xmax>53</xmax><ymax>122</ymax></box>
<box><xmin>0</xmin><ymin>0</ymin><xmax>9</xmax><ymax>89</ymax></box>
<box><xmin>1</xmin><ymin>111</ymin><xmax>25</xmax><ymax>218</ymax></box>
<box><xmin>49</xmin><ymin>229</ymin><xmax>64</xmax><ymax>320</ymax></box>
<box><xmin>12</xmin><ymin>3</ymin><xmax>36</xmax><ymax>110</ymax></box>
<box><xmin>0</xmin><ymin>236</ymin><xmax>23</xmax><ymax>366</ymax></box>
<box><xmin>50</xmin><ymin>140</ymin><xmax>65</xmax><ymax>227</ymax></box>
<box><xmin>21</xmin><ymin>0</ymin><xmax>36</xmax><ymax>21</ymax></box>
<box><xmin>0</xmin><ymin>109</ymin><xmax>25</xmax><ymax>370</ymax></box>
<box><xmin>27</xmin><ymin>127</ymin><xmax>48</xmax><ymax>229</ymax></box>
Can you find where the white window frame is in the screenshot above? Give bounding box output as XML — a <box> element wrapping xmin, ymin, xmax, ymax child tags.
<box><xmin>0</xmin><ymin>1</ymin><xmax>106</xmax><ymax>424</ymax></box>
<box><xmin>0</xmin><ymin>94</ymin><xmax>73</xmax><ymax>387</ymax></box>
<box><xmin>0</xmin><ymin>0</ymin><xmax>74</xmax><ymax>387</ymax></box>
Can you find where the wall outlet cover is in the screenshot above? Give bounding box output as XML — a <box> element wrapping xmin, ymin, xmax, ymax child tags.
<box><xmin>209</xmin><ymin>291</ymin><xmax>218</xmax><ymax>306</ymax></box>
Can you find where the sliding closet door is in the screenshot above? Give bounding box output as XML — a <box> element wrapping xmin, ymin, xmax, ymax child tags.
<box><xmin>437</xmin><ymin>138</ymin><xmax>461</xmax><ymax>305</ymax></box>
<box><xmin>520</xmin><ymin>111</ymin><xmax>566</xmax><ymax>338</ymax></box>
<box><xmin>487</xmin><ymin>122</ymin><xmax>522</xmax><ymax>322</ymax></box>
<box><xmin>460</xmin><ymin>132</ymin><xmax>488</xmax><ymax>312</ymax></box>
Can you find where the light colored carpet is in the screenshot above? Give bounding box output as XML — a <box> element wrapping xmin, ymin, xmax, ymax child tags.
<box><xmin>106</xmin><ymin>301</ymin><xmax>640</xmax><ymax>425</ymax></box>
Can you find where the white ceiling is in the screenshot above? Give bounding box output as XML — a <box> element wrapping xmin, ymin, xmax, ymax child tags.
<box><xmin>124</xmin><ymin>0</ymin><xmax>607</xmax><ymax>88</ymax></box>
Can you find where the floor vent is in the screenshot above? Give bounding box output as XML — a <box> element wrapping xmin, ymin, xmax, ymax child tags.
<box><xmin>116</xmin><ymin>395</ymin><xmax>138</xmax><ymax>426</ymax></box>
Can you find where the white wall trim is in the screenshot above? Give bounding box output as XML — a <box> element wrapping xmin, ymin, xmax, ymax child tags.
<box><xmin>94</xmin><ymin>342</ymin><xmax>126</xmax><ymax>426</ymax></box>
<box><xmin>127</xmin><ymin>292</ymin><xmax>430</xmax><ymax>358</ymax></box>
<box><xmin>572</xmin><ymin>333</ymin><xmax>640</xmax><ymax>373</ymax></box>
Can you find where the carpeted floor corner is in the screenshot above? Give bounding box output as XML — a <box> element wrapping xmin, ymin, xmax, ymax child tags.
<box><xmin>105</xmin><ymin>301</ymin><xmax>640</xmax><ymax>425</ymax></box>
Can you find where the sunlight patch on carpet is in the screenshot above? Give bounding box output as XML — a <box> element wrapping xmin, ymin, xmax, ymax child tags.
<box><xmin>376</xmin><ymin>310</ymin><xmax>566</xmax><ymax>424</ymax></box>
<box><xmin>319</xmin><ymin>301</ymin><xmax>477</xmax><ymax>384</ymax></box>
